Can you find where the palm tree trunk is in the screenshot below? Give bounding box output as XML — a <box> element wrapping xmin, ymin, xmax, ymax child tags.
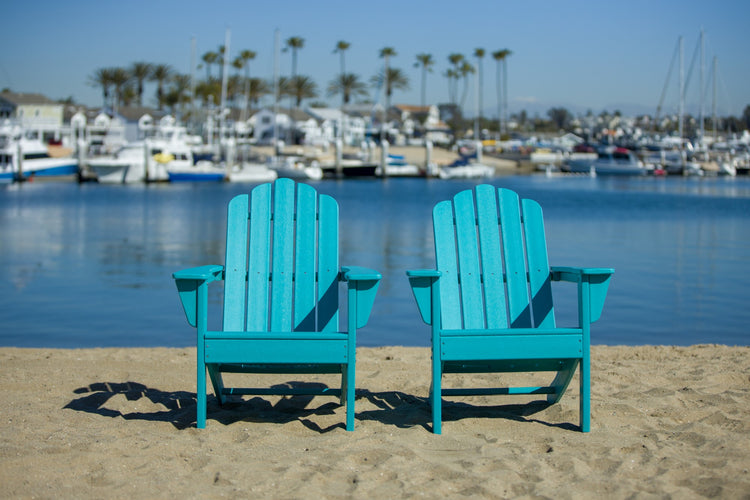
<box><xmin>497</xmin><ymin>61</ymin><xmax>502</xmax><ymax>138</ymax></box>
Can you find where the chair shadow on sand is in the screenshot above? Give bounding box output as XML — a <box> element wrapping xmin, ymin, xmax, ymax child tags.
<box><xmin>64</xmin><ymin>381</ymin><xmax>574</xmax><ymax>432</ymax></box>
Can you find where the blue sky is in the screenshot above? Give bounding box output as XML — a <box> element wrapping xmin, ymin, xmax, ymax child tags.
<box><xmin>2</xmin><ymin>0</ymin><xmax>749</xmax><ymax>118</ymax></box>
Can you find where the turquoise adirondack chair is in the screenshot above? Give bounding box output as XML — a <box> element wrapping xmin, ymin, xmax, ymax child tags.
<box><xmin>407</xmin><ymin>185</ymin><xmax>613</xmax><ymax>433</ymax></box>
<box><xmin>173</xmin><ymin>178</ymin><xmax>381</xmax><ymax>430</ymax></box>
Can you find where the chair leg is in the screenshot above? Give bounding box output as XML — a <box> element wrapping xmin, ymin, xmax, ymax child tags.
<box><xmin>197</xmin><ymin>358</ymin><xmax>207</xmax><ymax>429</ymax></box>
<box><xmin>432</xmin><ymin>358</ymin><xmax>442</xmax><ymax>434</ymax></box>
<box><xmin>345</xmin><ymin>362</ymin><xmax>355</xmax><ymax>431</ymax></box>
<box><xmin>580</xmin><ymin>357</ymin><xmax>591</xmax><ymax>432</ymax></box>
<box><xmin>207</xmin><ymin>365</ymin><xmax>226</xmax><ymax>406</ymax></box>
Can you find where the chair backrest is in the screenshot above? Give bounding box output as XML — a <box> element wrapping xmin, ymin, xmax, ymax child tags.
<box><xmin>222</xmin><ymin>178</ymin><xmax>340</xmax><ymax>333</ymax></box>
<box><xmin>433</xmin><ymin>185</ymin><xmax>555</xmax><ymax>330</ymax></box>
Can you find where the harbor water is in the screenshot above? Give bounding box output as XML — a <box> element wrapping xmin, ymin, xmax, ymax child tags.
<box><xmin>1</xmin><ymin>175</ymin><xmax>748</xmax><ymax>348</ymax></box>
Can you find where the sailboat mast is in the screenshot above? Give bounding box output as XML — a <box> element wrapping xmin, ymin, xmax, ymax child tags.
<box><xmin>273</xmin><ymin>29</ymin><xmax>280</xmax><ymax>153</ymax></box>
<box><xmin>699</xmin><ymin>29</ymin><xmax>705</xmax><ymax>143</ymax></box>
<box><xmin>712</xmin><ymin>56</ymin><xmax>717</xmax><ymax>141</ymax></box>
<box><xmin>220</xmin><ymin>27</ymin><xmax>231</xmax><ymax>142</ymax></box>
<box><xmin>678</xmin><ymin>36</ymin><xmax>684</xmax><ymax>146</ymax></box>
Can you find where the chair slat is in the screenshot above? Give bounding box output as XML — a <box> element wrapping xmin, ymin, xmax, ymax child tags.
<box><xmin>498</xmin><ymin>189</ymin><xmax>532</xmax><ymax>328</ymax></box>
<box><xmin>454</xmin><ymin>189</ymin><xmax>484</xmax><ymax>329</ymax></box>
<box><xmin>223</xmin><ymin>194</ymin><xmax>250</xmax><ymax>331</ymax></box>
<box><xmin>433</xmin><ymin>200</ymin><xmax>462</xmax><ymax>329</ymax></box>
<box><xmin>317</xmin><ymin>194</ymin><xmax>339</xmax><ymax>332</ymax></box>
<box><xmin>475</xmin><ymin>185</ymin><xmax>507</xmax><ymax>328</ymax></box>
<box><xmin>522</xmin><ymin>198</ymin><xmax>556</xmax><ymax>328</ymax></box>
<box><xmin>271</xmin><ymin>179</ymin><xmax>295</xmax><ymax>331</ymax></box>
<box><xmin>246</xmin><ymin>185</ymin><xmax>272</xmax><ymax>331</ymax></box>
<box><xmin>294</xmin><ymin>183</ymin><xmax>317</xmax><ymax>331</ymax></box>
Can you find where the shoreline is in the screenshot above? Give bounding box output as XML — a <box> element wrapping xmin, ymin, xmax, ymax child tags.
<box><xmin>2</xmin><ymin>344</ymin><xmax>749</xmax><ymax>497</ymax></box>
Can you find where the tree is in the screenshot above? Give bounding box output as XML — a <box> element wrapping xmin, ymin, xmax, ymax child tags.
<box><xmin>166</xmin><ymin>73</ymin><xmax>191</xmax><ymax>116</ymax></box>
<box><xmin>109</xmin><ymin>67</ymin><xmax>132</xmax><ymax>110</ymax></box>
<box><xmin>458</xmin><ymin>60</ymin><xmax>475</xmax><ymax>110</ymax></box>
<box><xmin>334</xmin><ymin>40</ymin><xmax>350</xmax><ymax>76</ymax></box>
<box><xmin>87</xmin><ymin>67</ymin><xmax>115</xmax><ymax>108</ymax></box>
<box><xmin>150</xmin><ymin>64</ymin><xmax>173</xmax><ymax>110</ymax></box>
<box><xmin>129</xmin><ymin>62</ymin><xmax>153</xmax><ymax>106</ymax></box>
<box><xmin>371</xmin><ymin>67</ymin><xmax>409</xmax><ymax>111</ymax></box>
<box><xmin>378</xmin><ymin>47</ymin><xmax>398</xmax><ymax>110</ymax></box>
<box><xmin>414</xmin><ymin>53</ymin><xmax>434</xmax><ymax>107</ymax></box>
<box><xmin>474</xmin><ymin>48</ymin><xmax>486</xmax><ymax>137</ymax></box>
<box><xmin>285</xmin><ymin>37</ymin><xmax>305</xmax><ymax>77</ymax></box>
<box><xmin>547</xmin><ymin>107</ymin><xmax>572</xmax><ymax>130</ymax></box>
<box><xmin>327</xmin><ymin>73</ymin><xmax>368</xmax><ymax>105</ymax></box>
<box><xmin>492</xmin><ymin>49</ymin><xmax>512</xmax><ymax>135</ymax></box>
<box><xmin>286</xmin><ymin>75</ymin><xmax>318</xmax><ymax>107</ymax></box>
<box><xmin>446</xmin><ymin>53</ymin><xmax>465</xmax><ymax>105</ymax></box>
<box><xmin>248</xmin><ymin>78</ymin><xmax>270</xmax><ymax>106</ymax></box>
<box><xmin>237</xmin><ymin>49</ymin><xmax>257</xmax><ymax>119</ymax></box>
<box><xmin>195</xmin><ymin>78</ymin><xmax>221</xmax><ymax>108</ymax></box>
<box><xmin>201</xmin><ymin>51</ymin><xmax>219</xmax><ymax>79</ymax></box>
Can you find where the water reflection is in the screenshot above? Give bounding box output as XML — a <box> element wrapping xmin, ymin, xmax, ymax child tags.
<box><xmin>0</xmin><ymin>176</ymin><xmax>748</xmax><ymax>348</ymax></box>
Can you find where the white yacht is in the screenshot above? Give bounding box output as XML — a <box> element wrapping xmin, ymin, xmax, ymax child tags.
<box><xmin>0</xmin><ymin>123</ymin><xmax>78</xmax><ymax>183</ymax></box>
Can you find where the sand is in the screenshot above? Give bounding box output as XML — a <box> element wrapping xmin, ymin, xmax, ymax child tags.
<box><xmin>1</xmin><ymin>345</ymin><xmax>749</xmax><ymax>498</ymax></box>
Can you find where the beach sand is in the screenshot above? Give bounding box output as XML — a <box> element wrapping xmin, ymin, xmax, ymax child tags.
<box><xmin>1</xmin><ymin>345</ymin><xmax>748</xmax><ymax>498</ymax></box>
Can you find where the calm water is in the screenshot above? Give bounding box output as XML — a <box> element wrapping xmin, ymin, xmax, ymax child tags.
<box><xmin>1</xmin><ymin>175</ymin><xmax>748</xmax><ymax>348</ymax></box>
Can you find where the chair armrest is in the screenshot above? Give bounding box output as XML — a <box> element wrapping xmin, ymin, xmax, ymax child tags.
<box><xmin>172</xmin><ymin>265</ymin><xmax>224</xmax><ymax>282</ymax></box>
<box><xmin>341</xmin><ymin>266</ymin><xmax>382</xmax><ymax>329</ymax></box>
<box><xmin>406</xmin><ymin>269</ymin><xmax>441</xmax><ymax>279</ymax></box>
<box><xmin>173</xmin><ymin>265</ymin><xmax>224</xmax><ymax>327</ymax></box>
<box><xmin>406</xmin><ymin>269</ymin><xmax>442</xmax><ymax>325</ymax></box>
<box><xmin>551</xmin><ymin>266</ymin><xmax>613</xmax><ymax>282</ymax></box>
<box><xmin>551</xmin><ymin>266</ymin><xmax>614</xmax><ymax>323</ymax></box>
<box><xmin>341</xmin><ymin>266</ymin><xmax>382</xmax><ymax>282</ymax></box>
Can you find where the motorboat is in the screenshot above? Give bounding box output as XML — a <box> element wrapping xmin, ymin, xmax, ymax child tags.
<box><xmin>376</xmin><ymin>154</ymin><xmax>423</xmax><ymax>177</ymax></box>
<box><xmin>88</xmin><ymin>122</ymin><xmax>212</xmax><ymax>183</ymax></box>
<box><xmin>267</xmin><ymin>156</ymin><xmax>323</xmax><ymax>181</ymax></box>
<box><xmin>0</xmin><ymin>123</ymin><xmax>78</xmax><ymax>183</ymax></box>
<box><xmin>86</xmin><ymin>141</ymin><xmax>148</xmax><ymax>183</ymax></box>
<box><xmin>438</xmin><ymin>151</ymin><xmax>494</xmax><ymax>179</ymax></box>
<box><xmin>563</xmin><ymin>147</ymin><xmax>650</xmax><ymax>176</ymax></box>
<box><xmin>167</xmin><ymin>160</ymin><xmax>227</xmax><ymax>182</ymax></box>
<box><xmin>227</xmin><ymin>161</ymin><xmax>279</xmax><ymax>183</ymax></box>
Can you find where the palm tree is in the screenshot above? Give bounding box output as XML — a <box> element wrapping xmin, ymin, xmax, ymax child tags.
<box><xmin>446</xmin><ymin>53</ymin><xmax>464</xmax><ymax>106</ymax></box>
<box><xmin>378</xmin><ymin>47</ymin><xmax>397</xmax><ymax>110</ymax></box>
<box><xmin>248</xmin><ymin>78</ymin><xmax>270</xmax><ymax>106</ymax></box>
<box><xmin>327</xmin><ymin>73</ymin><xmax>368</xmax><ymax>105</ymax></box>
<box><xmin>285</xmin><ymin>37</ymin><xmax>305</xmax><ymax>77</ymax></box>
<box><xmin>334</xmin><ymin>40</ymin><xmax>350</xmax><ymax>76</ymax></box>
<box><xmin>169</xmin><ymin>73</ymin><xmax>191</xmax><ymax>117</ymax></box>
<box><xmin>201</xmin><ymin>51</ymin><xmax>219</xmax><ymax>79</ymax></box>
<box><xmin>286</xmin><ymin>75</ymin><xmax>317</xmax><ymax>107</ymax></box>
<box><xmin>129</xmin><ymin>62</ymin><xmax>153</xmax><ymax>106</ymax></box>
<box><xmin>150</xmin><ymin>63</ymin><xmax>173</xmax><ymax>110</ymax></box>
<box><xmin>87</xmin><ymin>67</ymin><xmax>115</xmax><ymax>108</ymax></box>
<box><xmin>237</xmin><ymin>49</ymin><xmax>256</xmax><ymax>120</ymax></box>
<box><xmin>414</xmin><ymin>53</ymin><xmax>434</xmax><ymax>107</ymax></box>
<box><xmin>195</xmin><ymin>78</ymin><xmax>221</xmax><ymax>108</ymax></box>
<box><xmin>474</xmin><ymin>48</ymin><xmax>485</xmax><ymax>136</ymax></box>
<box><xmin>458</xmin><ymin>60</ymin><xmax>475</xmax><ymax>110</ymax></box>
<box><xmin>371</xmin><ymin>67</ymin><xmax>409</xmax><ymax>111</ymax></box>
<box><xmin>492</xmin><ymin>49</ymin><xmax>512</xmax><ymax>135</ymax></box>
<box><xmin>109</xmin><ymin>67</ymin><xmax>132</xmax><ymax>111</ymax></box>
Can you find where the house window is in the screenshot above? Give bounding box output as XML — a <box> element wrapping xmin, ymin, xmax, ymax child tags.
<box><xmin>261</xmin><ymin>116</ymin><xmax>271</xmax><ymax>125</ymax></box>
